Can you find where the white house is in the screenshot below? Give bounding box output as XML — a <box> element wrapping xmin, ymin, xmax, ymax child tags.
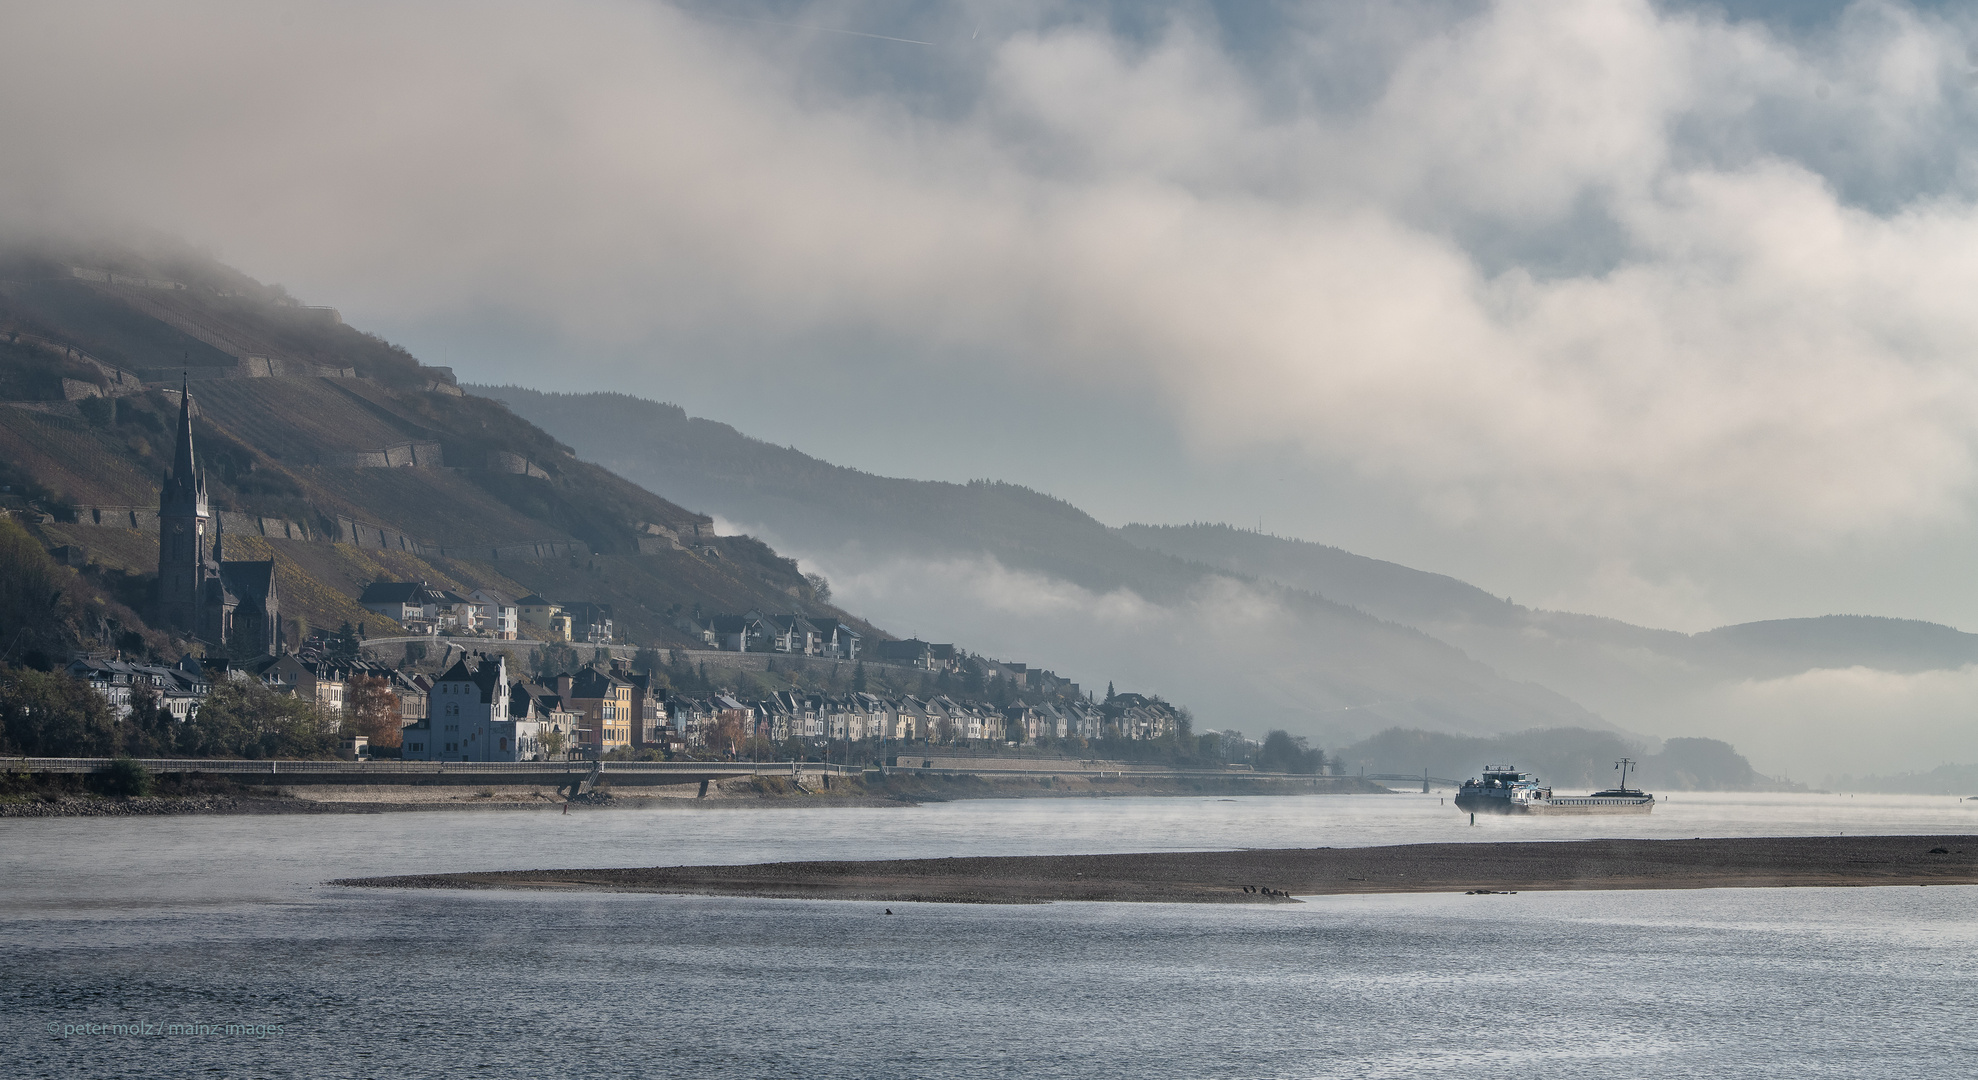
<box><xmin>468</xmin><ymin>589</ymin><xmax>519</xmax><ymax>640</ymax></box>
<box><xmin>400</xmin><ymin>653</ymin><xmax>544</xmax><ymax>762</ymax></box>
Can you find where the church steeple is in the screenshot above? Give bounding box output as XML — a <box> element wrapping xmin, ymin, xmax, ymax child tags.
<box><xmin>157</xmin><ymin>378</ymin><xmax>211</xmax><ymax>635</ymax></box>
<box><xmin>212</xmin><ymin>511</ymin><xmax>225</xmax><ymax>564</ymax></box>
<box><xmin>161</xmin><ymin>376</ymin><xmax>208</xmax><ymax>519</ymax></box>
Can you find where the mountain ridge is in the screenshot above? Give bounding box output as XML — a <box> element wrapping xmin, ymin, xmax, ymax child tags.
<box><xmin>479</xmin><ymin>385</ymin><xmax>1978</xmax><ymax>776</ymax></box>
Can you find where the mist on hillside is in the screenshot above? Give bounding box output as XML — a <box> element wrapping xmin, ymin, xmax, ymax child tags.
<box><xmin>483</xmin><ymin>386</ymin><xmax>1978</xmax><ymax>783</ymax></box>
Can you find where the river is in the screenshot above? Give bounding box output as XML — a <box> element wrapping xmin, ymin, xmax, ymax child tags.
<box><xmin>5</xmin><ymin>791</ymin><xmax>1974</xmax><ymax>1077</ymax></box>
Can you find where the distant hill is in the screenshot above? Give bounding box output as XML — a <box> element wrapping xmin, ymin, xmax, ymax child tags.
<box><xmin>477</xmin><ymin>386</ymin><xmax>1604</xmax><ymax>739</ymax></box>
<box><xmin>1117</xmin><ymin>523</ymin><xmax>1978</xmax><ymax>681</ymax></box>
<box><xmin>1334</xmin><ymin>727</ymin><xmax>1768</xmax><ymax>791</ymax></box>
<box><xmin>482</xmin><ymin>388</ymin><xmax>1978</xmax><ymax>779</ymax></box>
<box><xmin>0</xmin><ymin>240</ymin><xmax>876</xmax><ymax>654</ymax></box>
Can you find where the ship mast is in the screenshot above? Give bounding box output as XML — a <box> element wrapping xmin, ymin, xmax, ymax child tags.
<box><xmin>1614</xmin><ymin>757</ymin><xmax>1635</xmax><ymax>792</ymax></box>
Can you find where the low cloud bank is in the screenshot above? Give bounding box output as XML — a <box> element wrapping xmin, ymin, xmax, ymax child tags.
<box><xmin>1677</xmin><ymin>664</ymin><xmax>1978</xmax><ymax>782</ymax></box>
<box><xmin>8</xmin><ymin>1</ymin><xmax>1978</xmax><ymax>580</ymax></box>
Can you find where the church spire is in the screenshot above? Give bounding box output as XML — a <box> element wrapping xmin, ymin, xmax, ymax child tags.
<box><xmin>161</xmin><ymin>376</ymin><xmax>207</xmax><ymax>518</ymax></box>
<box><xmin>212</xmin><ymin>510</ymin><xmax>225</xmax><ymax>564</ymax></box>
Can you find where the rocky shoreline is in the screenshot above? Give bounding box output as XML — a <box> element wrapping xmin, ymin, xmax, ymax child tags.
<box><xmin>0</xmin><ymin>790</ymin><xmax>905</xmax><ymax>817</ymax></box>
<box><xmin>334</xmin><ymin>835</ymin><xmax>1978</xmax><ymax>904</ymax></box>
<box><xmin>1</xmin><ymin>795</ymin><xmax>308</xmax><ymax>817</ymax></box>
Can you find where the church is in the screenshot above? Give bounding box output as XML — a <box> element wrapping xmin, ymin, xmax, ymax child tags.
<box><xmin>156</xmin><ymin>381</ymin><xmax>281</xmax><ymax>655</ymax></box>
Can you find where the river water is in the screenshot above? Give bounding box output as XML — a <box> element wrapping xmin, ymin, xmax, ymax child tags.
<box><xmin>5</xmin><ymin>791</ymin><xmax>1975</xmax><ymax>1078</ymax></box>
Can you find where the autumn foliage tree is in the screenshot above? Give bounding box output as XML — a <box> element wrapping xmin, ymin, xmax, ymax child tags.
<box><xmin>345</xmin><ymin>674</ymin><xmax>403</xmax><ymax>748</ymax></box>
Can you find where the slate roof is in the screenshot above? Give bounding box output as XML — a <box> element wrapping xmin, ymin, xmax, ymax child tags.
<box><xmin>360</xmin><ymin>581</ymin><xmax>434</xmax><ymax>605</ymax></box>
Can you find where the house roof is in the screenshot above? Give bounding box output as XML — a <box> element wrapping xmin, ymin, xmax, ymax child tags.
<box><xmin>566</xmin><ymin>665</ymin><xmax>626</xmax><ymax>699</ymax></box>
<box><xmin>517</xmin><ymin>594</ymin><xmax>553</xmax><ymax>606</ymax></box>
<box><xmin>359</xmin><ymin>581</ymin><xmax>433</xmax><ymax>604</ymax></box>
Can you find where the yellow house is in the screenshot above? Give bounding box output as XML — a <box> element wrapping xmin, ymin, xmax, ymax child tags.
<box><xmin>560</xmin><ymin>666</ymin><xmax>634</xmax><ymax>754</ymax></box>
<box><xmin>517</xmin><ymin>594</ymin><xmax>564</xmax><ymax>640</ymax></box>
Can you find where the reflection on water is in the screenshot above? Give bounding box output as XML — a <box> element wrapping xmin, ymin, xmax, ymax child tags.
<box><xmin>3</xmin><ymin>792</ymin><xmax>1973</xmax><ymax>1078</ymax></box>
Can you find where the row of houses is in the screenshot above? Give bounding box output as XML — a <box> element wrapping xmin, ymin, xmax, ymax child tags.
<box><xmin>66</xmin><ymin>647</ymin><xmax>428</xmax><ymax>731</ymax></box>
<box><xmin>395</xmin><ymin>654</ymin><xmax>1183</xmax><ymax>763</ymax></box>
<box><xmin>679</xmin><ymin>611</ymin><xmax>861</xmax><ymax>658</ymax></box>
<box><xmin>70</xmin><ymin>645</ymin><xmax>1171</xmax><ymax>764</ymax></box>
<box><xmin>358</xmin><ymin>581</ymin><xmax>521</xmax><ymax>639</ymax></box>
<box><xmin>666</xmin><ymin>690</ymin><xmax>1179</xmax><ymax>747</ymax></box>
<box><xmin>358</xmin><ymin>580</ymin><xmax>618</xmax><ymax>645</ymax></box>
<box><xmin>65</xmin><ymin>655</ymin><xmax>212</xmax><ymax>722</ymax></box>
<box><xmin>677</xmin><ymin>617</ymin><xmax>1080</xmax><ymax>695</ymax></box>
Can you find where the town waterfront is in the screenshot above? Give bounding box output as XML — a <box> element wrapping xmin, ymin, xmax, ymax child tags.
<box><xmin>7</xmin><ymin>793</ymin><xmax>1976</xmax><ymax>1077</ymax></box>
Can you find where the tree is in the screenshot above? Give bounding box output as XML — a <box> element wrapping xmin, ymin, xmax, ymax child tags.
<box><xmin>538</xmin><ymin>725</ymin><xmax>568</xmax><ymax>761</ymax></box>
<box><xmin>329</xmin><ymin>621</ymin><xmax>360</xmax><ymax>663</ymax></box>
<box><xmin>535</xmin><ymin>642</ymin><xmax>580</xmax><ymax>679</ymax></box>
<box><xmin>1256</xmin><ymin>730</ymin><xmax>1324</xmax><ymax>775</ymax></box>
<box><xmin>177</xmin><ymin>680</ymin><xmax>335</xmax><ymax>758</ymax></box>
<box><xmin>346</xmin><ymin>675</ymin><xmax>403</xmax><ymax>748</ymax></box>
<box><xmin>118</xmin><ymin>684</ymin><xmax>174</xmax><ymax>757</ymax></box>
<box><xmin>804</xmin><ymin>572</ymin><xmax>831</xmax><ymax>602</ymax></box>
<box><xmin>705</xmin><ymin>712</ymin><xmax>746</xmax><ymax>757</ymax></box>
<box><xmin>852</xmin><ymin>661</ymin><xmax>867</xmax><ymax>693</ymax></box>
<box><xmin>0</xmin><ymin>516</ymin><xmax>78</xmax><ymax>667</ymax></box>
<box><xmin>1106</xmin><ymin>681</ymin><xmax>1115</xmax><ymax>702</ymax></box>
<box><xmin>0</xmin><ymin>666</ymin><xmax>119</xmax><ymax>756</ymax></box>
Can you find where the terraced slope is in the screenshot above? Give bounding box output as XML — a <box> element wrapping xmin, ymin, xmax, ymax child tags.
<box><xmin>0</xmin><ymin>240</ymin><xmax>881</xmax><ymax>653</ymax></box>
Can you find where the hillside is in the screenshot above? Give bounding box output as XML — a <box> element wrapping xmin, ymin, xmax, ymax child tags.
<box><xmin>0</xmin><ymin>240</ymin><xmax>875</xmax><ymax>655</ymax></box>
<box><xmin>1117</xmin><ymin>523</ymin><xmax>1978</xmax><ymax>681</ymax></box>
<box><xmin>476</xmin><ymin>386</ymin><xmax>1603</xmax><ymax>740</ymax></box>
<box><xmin>482</xmin><ymin>388</ymin><xmax>1978</xmax><ymax>778</ymax></box>
<box><xmin>1114</xmin><ymin>524</ymin><xmax>1978</xmax><ymax>780</ymax></box>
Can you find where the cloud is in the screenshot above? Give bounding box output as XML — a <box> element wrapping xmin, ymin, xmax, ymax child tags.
<box><xmin>815</xmin><ymin>548</ymin><xmax>1352</xmax><ymax>724</ymax></box>
<box><xmin>1682</xmin><ymin>663</ymin><xmax>1978</xmax><ymax>779</ymax></box>
<box><xmin>7</xmin><ymin>1</ymin><xmax>1978</xmax><ymax>591</ymax></box>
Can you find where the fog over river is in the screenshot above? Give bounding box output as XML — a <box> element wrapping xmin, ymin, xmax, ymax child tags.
<box><xmin>7</xmin><ymin>794</ymin><xmax>1975</xmax><ymax>1077</ymax></box>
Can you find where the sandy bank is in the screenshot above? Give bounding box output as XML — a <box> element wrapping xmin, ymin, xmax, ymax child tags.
<box><xmin>335</xmin><ymin>835</ymin><xmax>1978</xmax><ymax>903</ymax></box>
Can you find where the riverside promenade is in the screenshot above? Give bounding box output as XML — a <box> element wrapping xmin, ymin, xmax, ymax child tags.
<box><xmin>7</xmin><ymin>756</ymin><xmax>1374</xmax><ymax>790</ymax></box>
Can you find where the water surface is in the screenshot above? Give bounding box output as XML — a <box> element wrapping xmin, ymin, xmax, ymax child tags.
<box><xmin>5</xmin><ymin>792</ymin><xmax>1973</xmax><ymax>1078</ymax></box>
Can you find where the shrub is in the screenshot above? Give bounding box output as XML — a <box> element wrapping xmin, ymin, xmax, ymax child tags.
<box><xmin>94</xmin><ymin>757</ymin><xmax>153</xmax><ymax>797</ymax></box>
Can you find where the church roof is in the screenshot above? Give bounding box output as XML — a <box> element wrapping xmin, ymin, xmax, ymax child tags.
<box><xmin>219</xmin><ymin>560</ymin><xmax>276</xmax><ymax>602</ymax></box>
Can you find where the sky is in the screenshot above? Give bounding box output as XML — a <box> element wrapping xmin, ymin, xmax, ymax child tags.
<box><xmin>8</xmin><ymin>0</ymin><xmax>1978</xmax><ymax>635</ymax></box>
